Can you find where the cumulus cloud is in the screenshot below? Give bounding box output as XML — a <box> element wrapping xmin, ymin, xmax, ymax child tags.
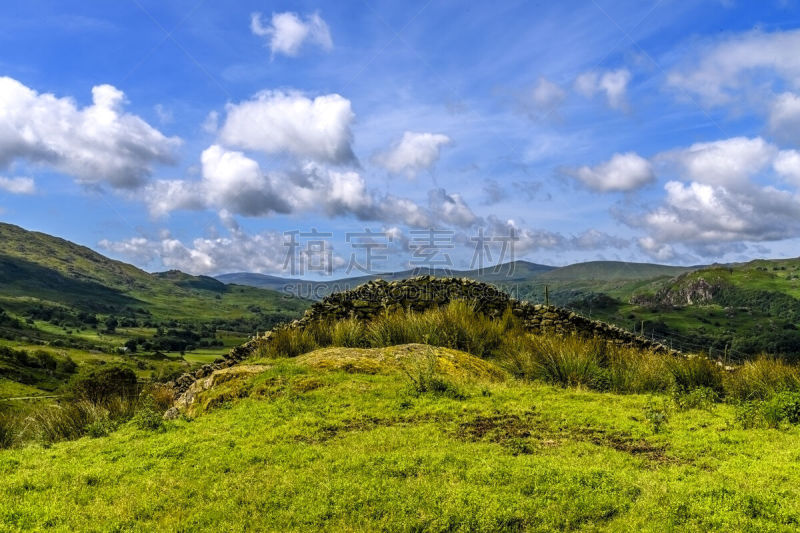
<box><xmin>575</xmin><ymin>69</ymin><xmax>631</xmax><ymax>110</ymax></box>
<box><xmin>774</xmin><ymin>149</ymin><xmax>800</xmax><ymax>185</ymax></box>
<box><xmin>657</xmin><ymin>136</ymin><xmax>775</xmax><ymax>187</ymax></box>
<box><xmin>429</xmin><ymin>188</ymin><xmax>478</xmax><ymax>227</ymax></box>
<box><xmin>568</xmin><ymin>152</ymin><xmax>654</xmax><ymax>192</ymax></box>
<box><xmin>219</xmin><ymin>90</ymin><xmax>355</xmax><ymax>164</ymax></box>
<box><xmin>667</xmin><ymin>29</ymin><xmax>800</xmax><ymax>106</ymax></box>
<box><xmin>0</xmin><ymin>77</ymin><xmax>180</xmax><ymax>189</ymax></box>
<box><xmin>100</xmin><ymin>227</ymin><xmax>342</xmax><ymax>276</ymax></box>
<box><xmin>144</xmin><ymin>145</ymin><xmax>454</xmax><ymax>228</ymax></box>
<box><xmin>0</xmin><ymin>176</ymin><xmax>35</xmax><ymax>194</ymax></box>
<box><xmin>250</xmin><ymin>11</ymin><xmax>332</xmax><ymax>57</ymax></box>
<box><xmin>769</xmin><ymin>92</ymin><xmax>800</xmax><ymax>146</ymax></box>
<box><xmin>374</xmin><ymin>131</ymin><xmax>451</xmax><ymax>178</ymax></box>
<box><xmin>639</xmin><ymin>180</ymin><xmax>800</xmax><ymax>246</ymax></box>
<box><xmin>518</xmin><ymin>77</ymin><xmax>565</xmax><ymax>118</ymax></box>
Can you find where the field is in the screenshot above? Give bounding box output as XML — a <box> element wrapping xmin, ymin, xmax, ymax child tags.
<box><xmin>3</xmin><ymin>354</ymin><xmax>800</xmax><ymax>531</ymax></box>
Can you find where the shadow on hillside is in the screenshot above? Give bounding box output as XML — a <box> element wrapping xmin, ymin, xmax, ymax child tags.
<box><xmin>0</xmin><ymin>255</ymin><xmax>143</xmax><ymax>312</ymax></box>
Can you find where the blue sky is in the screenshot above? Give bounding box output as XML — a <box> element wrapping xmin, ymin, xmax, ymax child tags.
<box><xmin>2</xmin><ymin>0</ymin><xmax>800</xmax><ymax>277</ymax></box>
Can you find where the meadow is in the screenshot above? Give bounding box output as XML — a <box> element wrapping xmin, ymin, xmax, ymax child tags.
<box><xmin>4</xmin><ymin>301</ymin><xmax>800</xmax><ymax>530</ymax></box>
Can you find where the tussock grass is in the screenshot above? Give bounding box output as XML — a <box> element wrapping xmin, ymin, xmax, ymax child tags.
<box><xmin>724</xmin><ymin>356</ymin><xmax>800</xmax><ymax>401</ymax></box>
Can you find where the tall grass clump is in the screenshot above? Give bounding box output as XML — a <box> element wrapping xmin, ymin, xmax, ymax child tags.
<box><xmin>521</xmin><ymin>334</ymin><xmax>609</xmax><ymax>389</ymax></box>
<box><xmin>724</xmin><ymin>356</ymin><xmax>800</xmax><ymax>401</ymax></box>
<box><xmin>331</xmin><ymin>317</ymin><xmax>370</xmax><ymax>347</ymax></box>
<box><xmin>669</xmin><ymin>356</ymin><xmax>724</xmax><ymax>397</ymax></box>
<box><xmin>256</xmin><ymin>327</ymin><xmax>318</xmax><ymax>358</ymax></box>
<box><xmin>0</xmin><ymin>410</ymin><xmax>18</xmax><ymax>449</ymax></box>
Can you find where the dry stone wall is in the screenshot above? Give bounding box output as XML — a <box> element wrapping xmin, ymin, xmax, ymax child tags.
<box><xmin>169</xmin><ymin>276</ymin><xmax>677</xmax><ymax>396</ymax></box>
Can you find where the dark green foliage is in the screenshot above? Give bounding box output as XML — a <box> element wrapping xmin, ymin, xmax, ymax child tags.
<box><xmin>67</xmin><ymin>366</ymin><xmax>138</xmax><ymax>403</ymax></box>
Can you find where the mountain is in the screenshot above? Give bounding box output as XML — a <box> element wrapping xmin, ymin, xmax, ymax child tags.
<box><xmin>216</xmin><ymin>261</ymin><xmax>556</xmax><ymax>299</ymax></box>
<box><xmin>0</xmin><ymin>222</ymin><xmax>309</xmax><ymax>322</ymax></box>
<box><xmin>537</xmin><ymin>261</ymin><xmax>693</xmax><ymax>282</ymax></box>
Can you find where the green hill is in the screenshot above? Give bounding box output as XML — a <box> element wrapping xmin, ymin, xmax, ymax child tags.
<box><xmin>0</xmin><ymin>223</ymin><xmax>311</xmax><ymax>396</ymax></box>
<box><xmin>216</xmin><ymin>261</ymin><xmax>555</xmax><ymax>299</ymax></box>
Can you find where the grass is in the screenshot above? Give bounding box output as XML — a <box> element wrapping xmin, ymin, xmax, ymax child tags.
<box><xmin>5</xmin><ymin>359</ymin><xmax>800</xmax><ymax>530</ymax></box>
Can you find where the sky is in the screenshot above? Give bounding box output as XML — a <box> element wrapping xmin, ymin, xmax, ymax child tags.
<box><xmin>3</xmin><ymin>0</ymin><xmax>800</xmax><ymax>278</ymax></box>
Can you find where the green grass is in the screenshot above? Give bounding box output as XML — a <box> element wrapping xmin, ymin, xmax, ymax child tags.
<box><xmin>4</xmin><ymin>360</ymin><xmax>800</xmax><ymax>531</ymax></box>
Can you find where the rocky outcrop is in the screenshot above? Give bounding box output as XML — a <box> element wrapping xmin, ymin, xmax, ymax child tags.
<box><xmin>168</xmin><ymin>276</ymin><xmax>678</xmax><ymax>398</ymax></box>
<box><xmin>167</xmin><ymin>365</ymin><xmax>270</xmax><ymax>418</ymax></box>
<box><xmin>631</xmin><ymin>277</ymin><xmax>720</xmax><ymax>307</ymax></box>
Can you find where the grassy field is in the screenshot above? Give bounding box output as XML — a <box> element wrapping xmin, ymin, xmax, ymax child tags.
<box><xmin>3</xmin><ymin>355</ymin><xmax>800</xmax><ymax>531</ymax></box>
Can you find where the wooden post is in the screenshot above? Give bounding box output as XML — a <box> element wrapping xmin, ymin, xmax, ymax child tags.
<box><xmin>545</xmin><ymin>285</ymin><xmax>549</xmax><ymax>306</ymax></box>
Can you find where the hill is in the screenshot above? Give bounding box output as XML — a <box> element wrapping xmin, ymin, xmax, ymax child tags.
<box><xmin>0</xmin><ymin>223</ymin><xmax>311</xmax><ymax>397</ymax></box>
<box><xmin>4</xmin><ymin>342</ymin><xmax>800</xmax><ymax>530</ymax></box>
<box><xmin>216</xmin><ymin>260</ymin><xmax>555</xmax><ymax>299</ymax></box>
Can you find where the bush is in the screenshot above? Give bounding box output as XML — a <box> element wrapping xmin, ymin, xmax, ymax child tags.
<box><xmin>763</xmin><ymin>391</ymin><xmax>800</xmax><ymax>428</ymax></box>
<box><xmin>132</xmin><ymin>406</ymin><xmax>164</xmax><ymax>431</ymax></box>
<box><xmin>67</xmin><ymin>366</ymin><xmax>138</xmax><ymax>404</ymax></box>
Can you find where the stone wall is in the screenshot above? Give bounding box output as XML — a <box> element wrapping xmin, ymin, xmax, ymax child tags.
<box><xmin>169</xmin><ymin>276</ymin><xmax>677</xmax><ymax>395</ymax></box>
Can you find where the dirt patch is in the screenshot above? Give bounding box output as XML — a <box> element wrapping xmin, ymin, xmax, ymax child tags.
<box><xmin>456</xmin><ymin>411</ymin><xmax>682</xmax><ymax>464</ymax></box>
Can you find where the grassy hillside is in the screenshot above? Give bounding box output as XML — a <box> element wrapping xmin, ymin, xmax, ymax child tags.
<box><xmin>0</xmin><ymin>223</ymin><xmax>310</xmax><ymax>397</ymax></box>
<box><xmin>5</xmin><ymin>346</ymin><xmax>800</xmax><ymax>530</ymax></box>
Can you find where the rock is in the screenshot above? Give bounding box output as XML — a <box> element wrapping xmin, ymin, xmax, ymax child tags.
<box><xmin>163</xmin><ymin>407</ymin><xmax>180</xmax><ymax>420</ymax></box>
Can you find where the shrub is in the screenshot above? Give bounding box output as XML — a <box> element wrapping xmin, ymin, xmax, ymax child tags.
<box><xmin>644</xmin><ymin>398</ymin><xmax>670</xmax><ymax>434</ymax></box>
<box><xmin>673</xmin><ymin>386</ymin><xmax>718</xmax><ymax>411</ymax></box>
<box><xmin>762</xmin><ymin>391</ymin><xmax>800</xmax><ymax>428</ymax></box>
<box><xmin>132</xmin><ymin>406</ymin><xmax>164</xmax><ymax>431</ymax></box>
<box><xmin>724</xmin><ymin>356</ymin><xmax>800</xmax><ymax>401</ymax></box>
<box><xmin>67</xmin><ymin>366</ymin><xmax>138</xmax><ymax>404</ymax></box>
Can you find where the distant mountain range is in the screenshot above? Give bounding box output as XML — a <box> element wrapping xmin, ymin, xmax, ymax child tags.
<box><xmin>4</xmin><ymin>220</ymin><xmax>800</xmax><ymax>360</ymax></box>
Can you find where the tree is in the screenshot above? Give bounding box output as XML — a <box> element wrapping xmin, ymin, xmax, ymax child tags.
<box><xmin>104</xmin><ymin>316</ymin><xmax>118</xmax><ymax>333</ymax></box>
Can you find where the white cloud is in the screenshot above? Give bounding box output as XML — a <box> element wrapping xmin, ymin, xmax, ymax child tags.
<box><xmin>0</xmin><ymin>176</ymin><xmax>35</xmax><ymax>194</ymax></box>
<box><xmin>250</xmin><ymin>11</ymin><xmax>332</xmax><ymax>57</ymax></box>
<box><xmin>154</xmin><ymin>104</ymin><xmax>173</xmax><ymax>125</ymax></box>
<box><xmin>570</xmin><ymin>152</ymin><xmax>654</xmax><ymax>192</ymax></box>
<box><xmin>640</xmin><ymin>180</ymin><xmax>800</xmax><ymax>246</ymax></box>
<box><xmin>531</xmin><ymin>78</ymin><xmax>565</xmax><ymax>109</ymax></box>
<box><xmin>428</xmin><ymin>188</ymin><xmax>478</xmax><ymax>227</ymax></box>
<box><xmin>374</xmin><ymin>131</ymin><xmax>451</xmax><ymax>177</ymax></box>
<box><xmin>202</xmin><ymin>110</ymin><xmax>219</xmax><ymax>134</ymax></box>
<box><xmin>219</xmin><ymin>90</ymin><xmax>355</xmax><ymax>164</ymax></box>
<box><xmin>638</xmin><ymin>237</ymin><xmax>675</xmax><ymax>261</ymax></box>
<box><xmin>774</xmin><ymin>149</ymin><xmax>800</xmax><ymax>185</ymax></box>
<box><xmin>145</xmin><ymin>145</ymin><xmax>443</xmax><ymax>228</ymax></box>
<box><xmin>658</xmin><ymin>136</ymin><xmax>775</xmax><ymax>187</ymax></box>
<box><xmin>625</xmin><ymin>135</ymin><xmax>800</xmax><ymax>257</ymax></box>
<box><xmin>0</xmin><ymin>77</ymin><xmax>180</xmax><ymax>189</ymax></box>
<box><xmin>668</xmin><ymin>29</ymin><xmax>800</xmax><ymax>106</ymax></box>
<box><xmin>100</xmin><ymin>228</ymin><xmax>321</xmax><ymax>276</ymax></box>
<box><xmin>575</xmin><ymin>69</ymin><xmax>631</xmax><ymax>110</ymax></box>
<box><xmin>769</xmin><ymin>92</ymin><xmax>800</xmax><ymax>146</ymax></box>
